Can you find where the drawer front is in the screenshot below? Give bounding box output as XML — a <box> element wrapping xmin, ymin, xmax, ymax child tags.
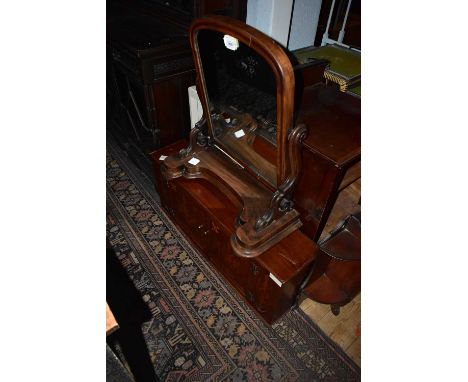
<box><xmin>152</xmin><ymin>56</ymin><xmax>194</xmax><ymax>81</ymax></box>
<box><xmin>167</xmin><ymin>180</ymin><xmax>212</xmax><ymax>253</ymax></box>
<box><xmin>208</xmin><ymin>234</ymin><xmax>289</xmax><ymax>321</ymax></box>
<box><xmin>210</xmin><ymin>233</ymin><xmax>258</xmax><ymax>291</ymax></box>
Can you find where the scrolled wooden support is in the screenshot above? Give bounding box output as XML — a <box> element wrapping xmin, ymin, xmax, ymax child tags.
<box><xmin>195</xmin><ymin>117</ymin><xmax>211</xmax><ymax>147</ymax></box>
<box><xmin>254</xmin><ymin>124</ymin><xmax>308</xmax><ymax>231</ymax></box>
<box><xmin>284</xmin><ymin>123</ymin><xmax>308</xmax><ymax>197</ymax></box>
<box><xmin>255</xmin><ymin>190</ymin><xmax>282</xmax><ymax>230</ymax></box>
<box><xmin>179</xmin><ymin>127</ymin><xmax>199</xmax><ymax>158</ymax></box>
<box><xmin>178</xmin><ymin>117</ymin><xmax>209</xmax><ymax>158</ymax></box>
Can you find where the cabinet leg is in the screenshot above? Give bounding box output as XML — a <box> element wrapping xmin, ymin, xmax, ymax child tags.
<box><xmin>292</xmin><ymin>293</ymin><xmax>305</xmax><ymax>310</ymax></box>
<box><xmin>331</xmin><ymin>304</ymin><xmax>340</xmax><ymax>316</ymax></box>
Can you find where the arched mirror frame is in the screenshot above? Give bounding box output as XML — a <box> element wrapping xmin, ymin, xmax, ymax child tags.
<box><xmin>189</xmin><ymin>15</ymin><xmax>295</xmax><ymax>187</ymax></box>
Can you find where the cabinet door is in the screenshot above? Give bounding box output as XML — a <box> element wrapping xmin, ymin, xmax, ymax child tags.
<box><xmin>167</xmin><ymin>180</ymin><xmax>212</xmax><ymax>254</ymax></box>
<box><xmin>107</xmin><ymin>57</ymin><xmax>156</xmax><ymax>148</ymax></box>
<box><xmin>108</xmin><ymin>63</ymin><xmax>131</xmax><ymax>137</ymax></box>
<box><xmin>123</xmin><ymin>74</ymin><xmax>155</xmax><ymax>152</ymax></box>
<box><xmin>151</xmin><ymin>71</ymin><xmax>194</xmax><ymax>148</ymax></box>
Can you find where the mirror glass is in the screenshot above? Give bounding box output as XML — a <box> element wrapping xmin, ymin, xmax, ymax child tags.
<box><xmin>197</xmin><ymin>29</ymin><xmax>278</xmax><ymax>186</ymax></box>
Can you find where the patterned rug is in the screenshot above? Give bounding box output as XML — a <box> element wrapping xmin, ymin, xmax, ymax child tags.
<box><xmin>106</xmin><ymin>137</ymin><xmax>361</xmax><ymax>381</ymax></box>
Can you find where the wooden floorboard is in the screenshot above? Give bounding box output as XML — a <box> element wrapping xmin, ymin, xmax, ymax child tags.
<box><xmin>346</xmin><ymin>336</ymin><xmax>361</xmax><ymax>366</ymax></box>
<box><xmin>299</xmin><ymin>293</ymin><xmax>361</xmax><ymax>366</ymax></box>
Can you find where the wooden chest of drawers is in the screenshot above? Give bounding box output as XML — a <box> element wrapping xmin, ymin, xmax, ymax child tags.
<box><xmin>151</xmin><ymin>141</ymin><xmax>320</xmax><ymax>324</ymax></box>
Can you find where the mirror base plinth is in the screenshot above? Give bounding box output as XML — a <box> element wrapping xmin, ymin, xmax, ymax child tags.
<box><xmin>231</xmin><ymin>210</ymin><xmax>303</xmax><ymax>258</ymax></box>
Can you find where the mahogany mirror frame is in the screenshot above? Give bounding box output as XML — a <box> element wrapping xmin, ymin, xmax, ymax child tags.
<box><xmin>189</xmin><ymin>15</ymin><xmax>296</xmax><ymax>187</ymax></box>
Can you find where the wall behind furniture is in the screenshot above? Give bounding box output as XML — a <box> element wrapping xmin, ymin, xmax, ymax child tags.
<box><xmin>288</xmin><ymin>0</ymin><xmax>322</xmax><ymax>50</ymax></box>
<box><xmin>246</xmin><ymin>0</ymin><xmax>293</xmax><ymax>46</ymax></box>
<box><xmin>246</xmin><ymin>0</ymin><xmax>322</xmax><ymax>50</ymax></box>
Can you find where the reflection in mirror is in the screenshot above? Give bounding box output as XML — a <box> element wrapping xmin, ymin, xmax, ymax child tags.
<box><xmin>197</xmin><ymin>29</ymin><xmax>278</xmax><ymax>186</ymax></box>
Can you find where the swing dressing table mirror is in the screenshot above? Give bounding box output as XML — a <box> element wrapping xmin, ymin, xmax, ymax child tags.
<box><xmin>163</xmin><ymin>16</ymin><xmax>310</xmax><ymax>258</ymax></box>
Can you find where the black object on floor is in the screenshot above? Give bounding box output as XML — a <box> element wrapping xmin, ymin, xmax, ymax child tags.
<box><xmin>106</xmin><ymin>344</ymin><xmax>134</xmax><ymax>382</ymax></box>
<box><xmin>107</xmin><ymin>245</ymin><xmax>159</xmax><ymax>382</ymax></box>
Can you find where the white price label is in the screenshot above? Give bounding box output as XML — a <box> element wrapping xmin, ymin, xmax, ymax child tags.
<box><xmin>159</xmin><ymin>155</ymin><xmax>167</xmax><ymax>160</ymax></box>
<box><xmin>269</xmin><ymin>273</ymin><xmax>283</xmax><ymax>287</ymax></box>
<box><xmin>188</xmin><ymin>157</ymin><xmax>200</xmax><ymax>165</ymax></box>
<box><xmin>223</xmin><ymin>35</ymin><xmax>239</xmax><ymax>51</ymax></box>
<box><xmin>234</xmin><ymin>129</ymin><xmax>245</xmax><ymax>138</ymax></box>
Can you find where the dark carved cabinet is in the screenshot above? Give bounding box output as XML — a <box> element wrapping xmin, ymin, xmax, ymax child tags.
<box><xmin>107</xmin><ymin>0</ymin><xmax>247</xmax><ymax>175</ymax></box>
